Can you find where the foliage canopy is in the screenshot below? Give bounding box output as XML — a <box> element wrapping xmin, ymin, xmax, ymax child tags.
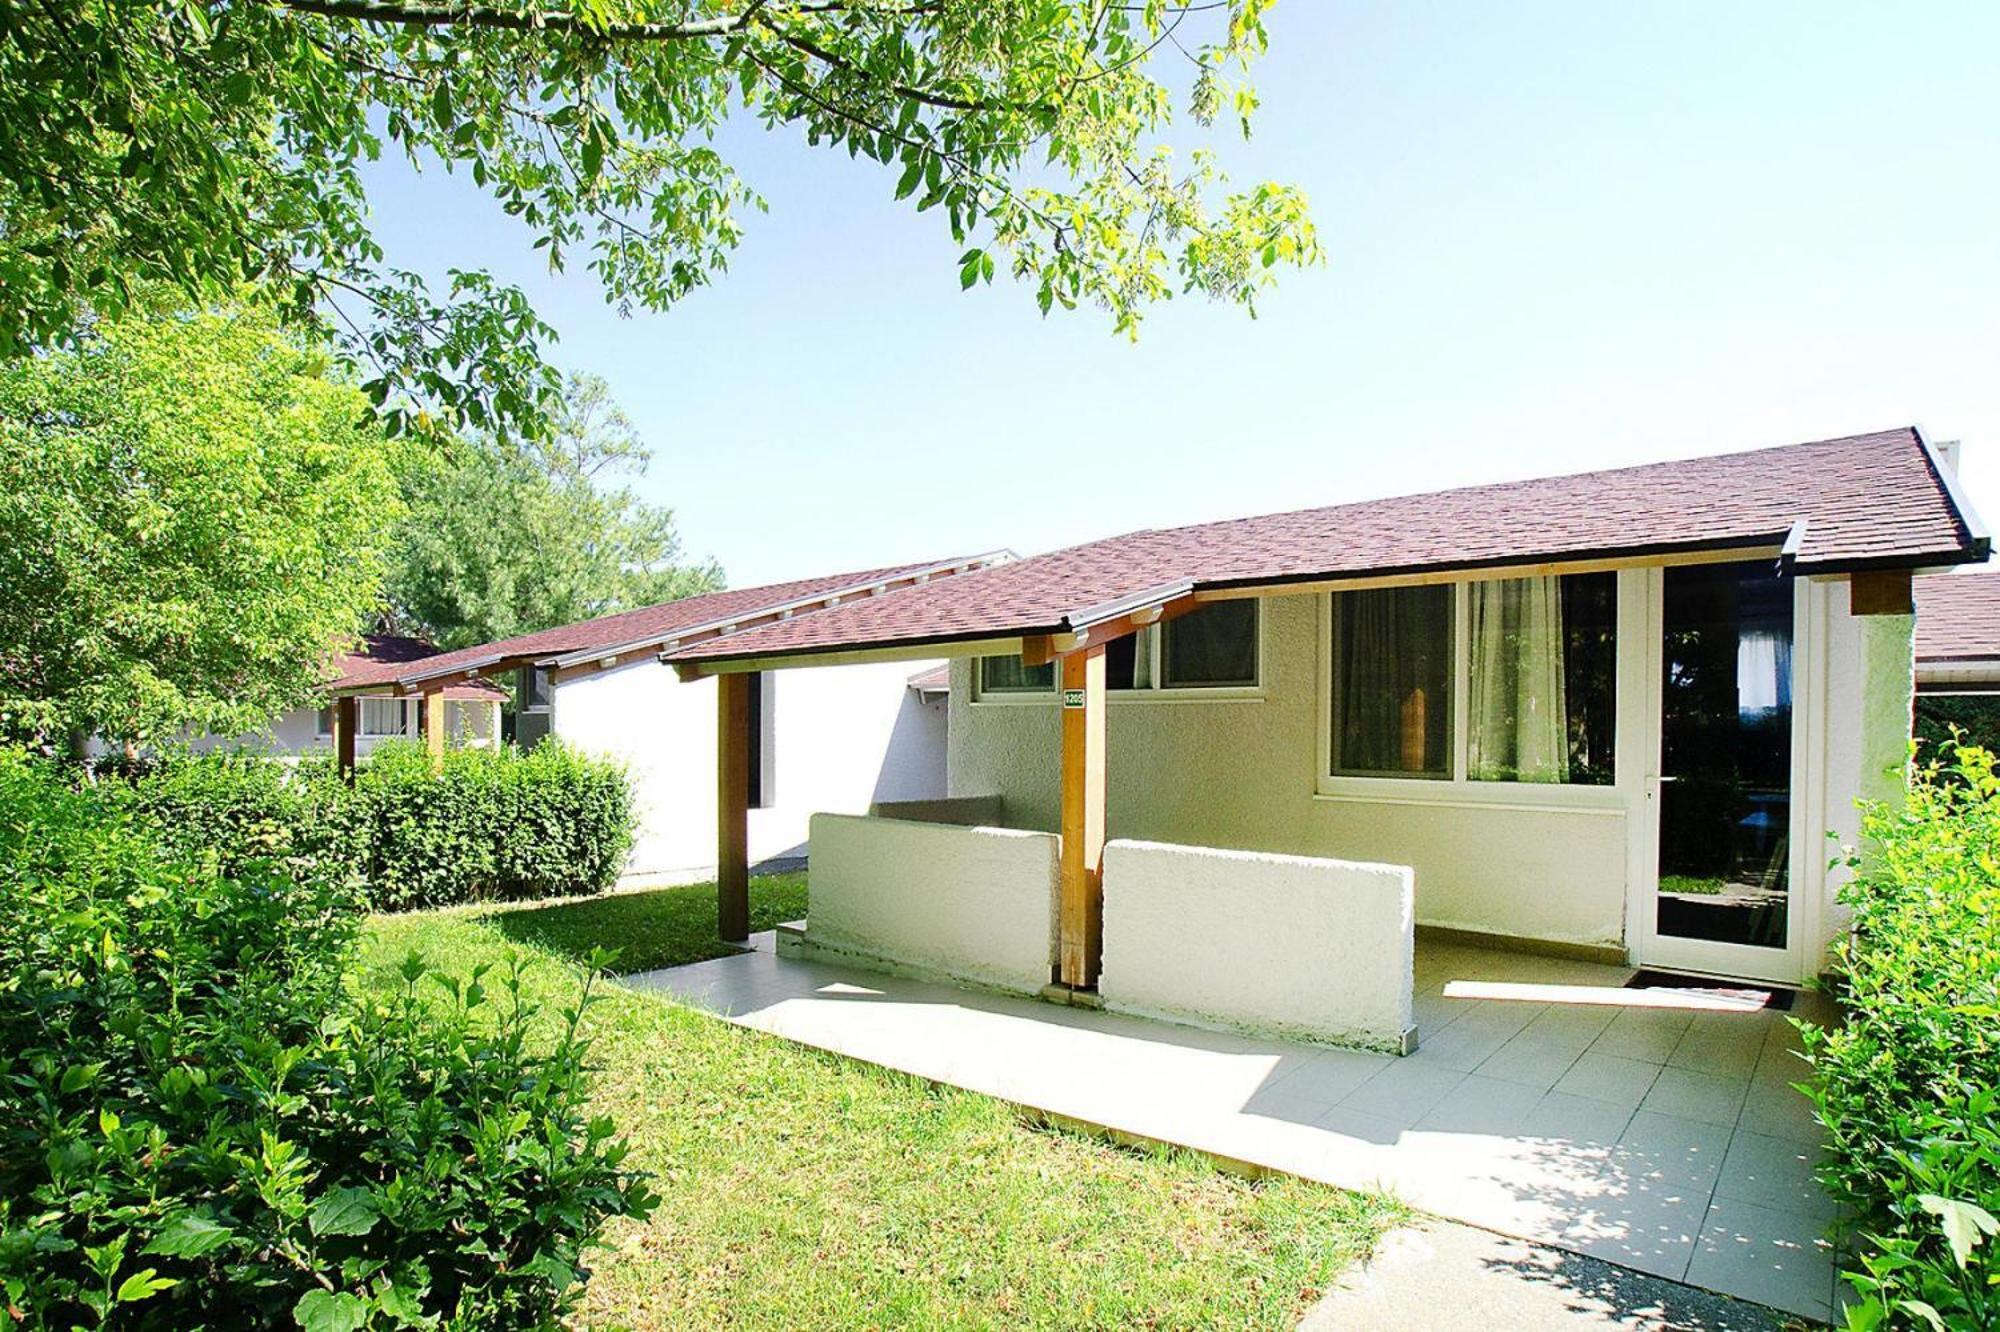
<box><xmin>0</xmin><ymin>295</ymin><xmax>402</xmax><ymax>748</ymax></box>
<box><xmin>387</xmin><ymin>373</ymin><xmax>723</xmax><ymax>649</ymax></box>
<box><xmin>0</xmin><ymin>0</ymin><xmax>1316</xmax><ymax>440</ymax></box>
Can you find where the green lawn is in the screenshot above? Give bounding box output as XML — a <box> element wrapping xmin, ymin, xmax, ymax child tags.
<box><xmin>363</xmin><ymin>878</ymin><xmax>1404</xmax><ymax>1330</ymax></box>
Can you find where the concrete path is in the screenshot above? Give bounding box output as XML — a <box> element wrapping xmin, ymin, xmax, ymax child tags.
<box><xmin>631</xmin><ymin>933</ymin><xmax>1842</xmax><ymax>1322</ymax></box>
<box><xmin>1301</xmin><ymin>1220</ymin><xmax>1793</xmax><ymax>1330</ymax></box>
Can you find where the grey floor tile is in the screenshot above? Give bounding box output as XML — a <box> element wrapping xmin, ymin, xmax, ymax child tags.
<box><xmin>1642</xmin><ymin>1065</ymin><xmax>1751</xmax><ymax>1126</ymax></box>
<box><xmin>1553</xmin><ymin>1052</ymin><xmax>1665</xmax><ymax>1110</ymax></box>
<box><xmin>1688</xmin><ymin>1196</ymin><xmax>1835</xmax><ymax>1322</ymax></box>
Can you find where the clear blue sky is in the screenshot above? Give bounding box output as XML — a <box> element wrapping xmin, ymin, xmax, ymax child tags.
<box><xmin>361</xmin><ymin>2</ymin><xmax>2000</xmax><ymax>588</ymax></box>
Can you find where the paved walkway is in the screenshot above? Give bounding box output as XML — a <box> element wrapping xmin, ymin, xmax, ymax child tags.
<box><xmin>1302</xmin><ymin>1219</ymin><xmax>1789</xmax><ymax>1330</ymax></box>
<box><xmin>629</xmin><ymin>935</ymin><xmax>1842</xmax><ymax>1323</ymax></box>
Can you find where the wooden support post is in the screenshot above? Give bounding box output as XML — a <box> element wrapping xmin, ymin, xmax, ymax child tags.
<box><xmin>334</xmin><ymin>694</ymin><xmax>357</xmax><ymax>783</ymax></box>
<box><xmin>1850</xmin><ymin>569</ymin><xmax>1914</xmax><ymax>616</ymax></box>
<box><xmin>1057</xmin><ymin>643</ymin><xmax>1108</xmax><ymax>989</ymax></box>
<box><xmin>423</xmin><ymin>689</ymin><xmax>446</xmax><ymax>767</ymax></box>
<box><xmin>716</xmin><ymin>672</ymin><xmax>751</xmax><ymax>943</ymax></box>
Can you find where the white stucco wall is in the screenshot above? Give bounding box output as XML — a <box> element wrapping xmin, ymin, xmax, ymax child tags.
<box><xmin>1805</xmin><ymin>582</ymin><xmax>1914</xmax><ymax>969</ymax></box>
<box><xmin>552</xmin><ymin>656</ymin><xmax>950</xmax><ymax>884</ymax></box>
<box><xmin>801</xmin><ymin>813</ymin><xmax>1059</xmax><ymax>994</ymax></box>
<box><xmin>949</xmin><ymin>593</ymin><xmax>1636</xmax><ymax>950</ymax></box>
<box><xmin>1099</xmin><ymin>839</ymin><xmax>1415</xmax><ymax>1052</ymax></box>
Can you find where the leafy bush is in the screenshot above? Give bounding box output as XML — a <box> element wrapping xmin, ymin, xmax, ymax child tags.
<box><xmin>107</xmin><ymin>740</ymin><xmax>634</xmax><ymax>912</ymax></box>
<box><xmin>1803</xmin><ymin>743</ymin><xmax>2000</xmax><ymax>1330</ymax></box>
<box><xmin>355</xmin><ymin>742</ymin><xmax>634</xmax><ymax>910</ymax></box>
<box><xmin>117</xmin><ymin>748</ymin><xmax>359</xmax><ymax>887</ymax></box>
<box><xmin>1914</xmin><ymin>696</ymin><xmax>2000</xmax><ymax>767</ymax></box>
<box><xmin>0</xmin><ymin>748</ymin><xmax>654</xmax><ymax>1328</ymax></box>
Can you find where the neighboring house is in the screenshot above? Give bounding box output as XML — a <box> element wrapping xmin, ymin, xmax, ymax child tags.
<box><xmin>1912</xmin><ymin>568</ymin><xmax>2000</xmax><ymax>755</ymax></box>
<box><xmin>190</xmin><ymin>634</ymin><xmax>505</xmax><ymax>758</ymax></box>
<box><xmin>325</xmin><ymin>559</ymin><xmax>997</xmax><ymax>885</ymax></box>
<box><xmin>648</xmin><ymin>427</ymin><xmax>1986</xmax><ymax>999</ymax></box>
<box><xmin>1914</xmin><ymin>568</ymin><xmax>2000</xmax><ymax>693</ymax></box>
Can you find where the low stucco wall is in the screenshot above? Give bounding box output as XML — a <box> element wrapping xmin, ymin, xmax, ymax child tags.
<box><xmin>803</xmin><ymin>813</ymin><xmax>1058</xmax><ymax>994</ymax></box>
<box><xmin>1099</xmin><ymin>838</ymin><xmax>1415</xmax><ymax>1052</ymax></box>
<box><xmin>869</xmin><ymin>794</ymin><xmax>1005</xmax><ymax>826</ymax></box>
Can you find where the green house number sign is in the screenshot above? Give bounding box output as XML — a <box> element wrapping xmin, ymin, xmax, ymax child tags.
<box><xmin>1061</xmin><ymin>689</ymin><xmax>1087</xmax><ymax>709</ymax></box>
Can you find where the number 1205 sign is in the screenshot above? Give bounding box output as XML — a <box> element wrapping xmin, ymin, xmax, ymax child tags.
<box><xmin>1061</xmin><ymin>689</ymin><xmax>1086</xmax><ymax>709</ymax></box>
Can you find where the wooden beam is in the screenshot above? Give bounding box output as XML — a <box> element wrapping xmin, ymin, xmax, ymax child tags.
<box><xmin>1192</xmin><ymin>543</ymin><xmax>1788</xmax><ymax>602</ymax></box>
<box><xmin>423</xmin><ymin>689</ymin><xmax>446</xmax><ymax>766</ymax></box>
<box><xmin>1851</xmin><ymin>568</ymin><xmax>1915</xmax><ymax>616</ymax></box>
<box><xmin>1057</xmin><ymin>644</ymin><xmax>1108</xmax><ymax>988</ymax></box>
<box><xmin>1024</xmin><ymin>596</ymin><xmax>1202</xmax><ymax>668</ymax></box>
<box><xmin>716</xmin><ymin>672</ymin><xmax>751</xmax><ymax>943</ymax></box>
<box><xmin>334</xmin><ymin>694</ymin><xmax>357</xmax><ymax>782</ymax></box>
<box><xmin>672</xmin><ymin>636</ymin><xmax>1028</xmax><ymax>680</ymax></box>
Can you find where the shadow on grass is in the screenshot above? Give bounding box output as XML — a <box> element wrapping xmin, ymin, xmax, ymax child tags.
<box><xmin>486</xmin><ymin>871</ymin><xmax>808</xmax><ymax>975</ymax></box>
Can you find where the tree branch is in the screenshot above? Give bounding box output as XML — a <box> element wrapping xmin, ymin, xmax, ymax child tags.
<box><xmin>270</xmin><ymin>0</ymin><xmax>933</xmax><ymax>42</ymax></box>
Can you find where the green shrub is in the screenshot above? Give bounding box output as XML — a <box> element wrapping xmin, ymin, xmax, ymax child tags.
<box><xmin>1915</xmin><ymin>696</ymin><xmax>2000</xmax><ymax>767</ymax></box>
<box><xmin>108</xmin><ymin>740</ymin><xmax>635</xmax><ymax>912</ymax></box>
<box><xmin>1803</xmin><ymin>743</ymin><xmax>2000</xmax><ymax>1331</ymax></box>
<box><xmin>115</xmin><ymin>748</ymin><xmax>359</xmax><ymax>887</ymax></box>
<box><xmin>355</xmin><ymin>741</ymin><xmax>635</xmax><ymax>910</ymax></box>
<box><xmin>0</xmin><ymin>748</ymin><xmax>654</xmax><ymax>1328</ymax></box>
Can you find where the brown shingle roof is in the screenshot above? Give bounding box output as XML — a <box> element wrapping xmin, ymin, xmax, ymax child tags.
<box><xmin>1917</xmin><ymin>571</ymin><xmax>2000</xmax><ymax>663</ymax></box>
<box><xmin>330</xmin><ymin>636</ymin><xmax>509</xmax><ymax>700</ymax></box>
<box><xmin>344</xmin><ymin>557</ymin><xmax>992</xmax><ymax>692</ymax></box>
<box><xmin>669</xmin><ymin>428</ymin><xmax>1984</xmax><ymax>666</ymax></box>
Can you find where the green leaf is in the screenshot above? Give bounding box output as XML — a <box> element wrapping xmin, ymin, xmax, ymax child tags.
<box><xmin>144</xmin><ymin>1214</ymin><xmax>236</xmax><ymax>1258</ymax></box>
<box><xmin>294</xmin><ymin>1289</ymin><xmax>371</xmax><ymax>1332</ymax></box>
<box><xmin>114</xmin><ymin>1268</ymin><xmax>178</xmax><ymax>1303</ymax></box>
<box><xmin>1917</xmin><ymin>1194</ymin><xmax>1999</xmax><ymax>1268</ymax></box>
<box><xmin>308</xmin><ymin>1185</ymin><xmax>381</xmax><ymax>1238</ymax></box>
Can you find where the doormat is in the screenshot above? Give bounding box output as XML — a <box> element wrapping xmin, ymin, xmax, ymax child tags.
<box><xmin>1625</xmin><ymin>969</ymin><xmax>1795</xmax><ymax>1011</ymax></box>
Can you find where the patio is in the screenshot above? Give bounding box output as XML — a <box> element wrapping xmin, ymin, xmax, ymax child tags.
<box><xmin>630</xmin><ymin>935</ymin><xmax>1844</xmax><ymax>1323</ymax></box>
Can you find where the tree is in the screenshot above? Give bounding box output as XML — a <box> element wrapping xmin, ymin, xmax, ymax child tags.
<box><xmin>0</xmin><ymin>1</ymin><xmax>1317</xmax><ymax>442</ymax></box>
<box><xmin>0</xmin><ymin>294</ymin><xmax>403</xmax><ymax>751</ymax></box>
<box><xmin>387</xmin><ymin>373</ymin><xmax>723</xmax><ymax>648</ymax></box>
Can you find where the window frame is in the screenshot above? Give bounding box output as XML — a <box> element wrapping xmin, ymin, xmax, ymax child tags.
<box><xmin>1316</xmin><ymin>578</ymin><xmax>1627</xmax><ymax>810</ymax></box>
<box><xmin>971</xmin><ymin>600</ymin><xmax>1266</xmax><ymax>704</ymax></box>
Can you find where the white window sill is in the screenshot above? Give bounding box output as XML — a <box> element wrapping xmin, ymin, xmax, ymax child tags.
<box><xmin>970</xmin><ymin>688</ymin><xmax>1267</xmax><ymax>706</ymax></box>
<box><xmin>1315</xmin><ymin>776</ymin><xmax>1628</xmax><ymax>815</ymax></box>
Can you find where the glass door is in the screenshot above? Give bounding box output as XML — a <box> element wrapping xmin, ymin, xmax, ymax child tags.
<box><xmin>1647</xmin><ymin>560</ymin><xmax>1800</xmax><ymax>982</ymax></box>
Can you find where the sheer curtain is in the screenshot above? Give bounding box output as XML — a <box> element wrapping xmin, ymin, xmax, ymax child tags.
<box><xmin>1468</xmin><ymin>576</ymin><xmax>1569</xmax><ymax>782</ymax></box>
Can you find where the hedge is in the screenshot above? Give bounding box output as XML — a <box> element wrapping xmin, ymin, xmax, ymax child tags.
<box><xmin>1804</xmin><ymin>743</ymin><xmax>2000</xmax><ymax>1330</ymax></box>
<box><xmin>0</xmin><ymin>747</ymin><xmax>654</xmax><ymax>1328</ymax></box>
<box><xmin>115</xmin><ymin>740</ymin><xmax>635</xmax><ymax>911</ymax></box>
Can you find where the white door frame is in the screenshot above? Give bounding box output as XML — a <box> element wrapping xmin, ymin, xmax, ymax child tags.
<box><xmin>1631</xmin><ymin>568</ymin><xmax>1811</xmax><ymax>986</ymax></box>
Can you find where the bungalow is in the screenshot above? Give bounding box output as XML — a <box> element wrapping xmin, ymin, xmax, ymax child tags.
<box><xmin>326</xmin><ymin>558</ymin><xmax>999</xmax><ymax>886</ymax></box>
<box><xmin>636</xmin><ymin>427</ymin><xmax>1984</xmax><ymax>1048</ymax></box>
<box><xmin>188</xmin><ymin>634</ymin><xmax>507</xmax><ymax>758</ymax></box>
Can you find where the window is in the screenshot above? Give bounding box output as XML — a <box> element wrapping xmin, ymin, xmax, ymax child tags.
<box><xmin>359</xmin><ymin>697</ymin><xmax>413</xmax><ymax>737</ymax></box>
<box><xmin>315</xmin><ymin>705</ymin><xmax>334</xmax><ymax>738</ymax></box>
<box><xmin>1467</xmin><ymin>573</ymin><xmax>1616</xmax><ymax>785</ymax></box>
<box><xmin>978</xmin><ymin>655</ymin><xmax>1055</xmax><ymax>694</ymax></box>
<box><xmin>1330</xmin><ymin>584</ymin><xmax>1453</xmax><ymax>778</ymax></box>
<box><xmin>1330</xmin><ymin>574</ymin><xmax>1620</xmax><ymax>787</ymax></box>
<box><xmin>1162</xmin><ymin>599</ymin><xmax>1259</xmax><ymax>688</ymax></box>
<box><xmin>978</xmin><ymin>602</ymin><xmax>1262</xmax><ymax>699</ymax></box>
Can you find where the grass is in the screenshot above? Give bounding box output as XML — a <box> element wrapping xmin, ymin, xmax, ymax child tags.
<box><xmin>487</xmin><ymin>871</ymin><xmax>809</xmax><ymax>974</ymax></box>
<box><xmin>1658</xmin><ymin>874</ymin><xmax>1729</xmax><ymax>896</ymax></box>
<box><xmin>363</xmin><ymin>878</ymin><xmax>1404</xmax><ymax>1330</ymax></box>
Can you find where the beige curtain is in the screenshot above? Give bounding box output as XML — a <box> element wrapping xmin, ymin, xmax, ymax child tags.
<box><xmin>1468</xmin><ymin>576</ymin><xmax>1569</xmax><ymax>782</ymax></box>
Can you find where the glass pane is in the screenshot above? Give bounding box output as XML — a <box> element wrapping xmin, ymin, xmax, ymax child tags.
<box><xmin>360</xmin><ymin>697</ymin><xmax>407</xmax><ymax>736</ymax></box>
<box><xmin>979</xmin><ymin>655</ymin><xmax>1054</xmax><ymax>694</ymax></box>
<box><xmin>1466</xmin><ymin>572</ymin><xmax>1615</xmax><ymax>784</ymax></box>
<box><xmin>1657</xmin><ymin>562</ymin><xmax>1792</xmax><ymax>949</ymax></box>
<box><xmin>1163</xmin><ymin>600</ymin><xmax>1258</xmax><ymax>688</ymax></box>
<box><xmin>1331</xmin><ymin>585</ymin><xmax>1452</xmax><ymax>778</ymax></box>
